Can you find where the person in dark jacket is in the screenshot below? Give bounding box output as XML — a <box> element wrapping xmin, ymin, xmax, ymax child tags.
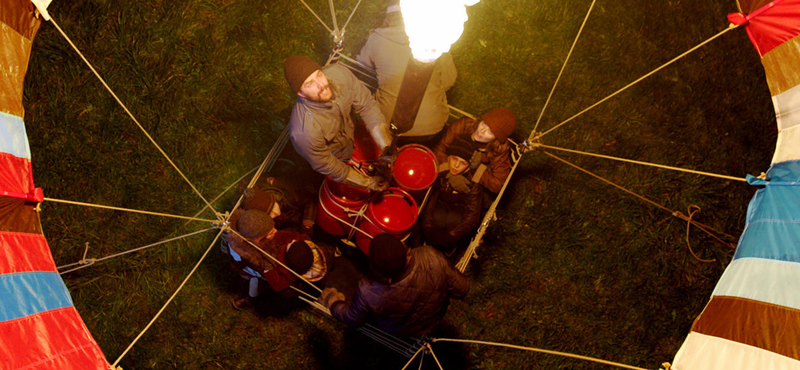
<box><xmin>422</xmin><ymin>139</ymin><xmax>483</xmax><ymax>255</ymax></box>
<box><xmin>320</xmin><ymin>234</ymin><xmax>470</xmax><ymax>337</ymax></box>
<box><xmin>432</xmin><ymin>108</ymin><xmax>517</xmax><ymax>194</ymax></box>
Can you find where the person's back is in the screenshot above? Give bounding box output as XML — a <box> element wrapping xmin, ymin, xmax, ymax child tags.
<box><xmin>357</xmin><ymin>10</ymin><xmax>457</xmax><ymax>143</ymax></box>
<box><xmin>326</xmin><ymin>241</ymin><xmax>470</xmax><ymax>337</ymax></box>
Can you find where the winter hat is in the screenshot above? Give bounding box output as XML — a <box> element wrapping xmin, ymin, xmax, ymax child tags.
<box><xmin>369</xmin><ymin>234</ymin><xmax>408</xmax><ymax>280</ymax></box>
<box><xmin>445</xmin><ymin>137</ymin><xmax>475</xmax><ymax>162</ymax></box>
<box><xmin>284</xmin><ymin>55</ymin><xmax>321</xmax><ymax>94</ymax></box>
<box><xmin>481</xmin><ymin>108</ymin><xmax>516</xmax><ymax>143</ymax></box>
<box><xmin>237</xmin><ymin>209</ymin><xmax>274</xmax><ymax>239</ymax></box>
<box><xmin>243</xmin><ymin>188</ymin><xmax>277</xmax><ymax>215</ymax></box>
<box><xmin>285</xmin><ymin>240</ymin><xmax>314</xmax><ymax>274</ymax></box>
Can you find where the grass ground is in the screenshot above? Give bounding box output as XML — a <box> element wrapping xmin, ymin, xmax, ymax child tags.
<box><xmin>22</xmin><ymin>0</ymin><xmax>776</xmax><ymax>369</ymax></box>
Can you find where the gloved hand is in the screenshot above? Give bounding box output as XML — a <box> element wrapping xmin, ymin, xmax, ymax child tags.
<box><xmin>447</xmin><ymin>174</ymin><xmax>472</xmax><ymax>193</ymax></box>
<box><xmin>319</xmin><ymin>287</ymin><xmax>345</xmax><ymax>309</ymax></box>
<box><xmin>469</xmin><ymin>151</ymin><xmax>482</xmax><ymax>170</ymax></box>
<box><xmin>344</xmin><ymin>170</ymin><xmax>387</xmax><ymax>192</ymax></box>
<box><xmin>366</xmin><ymin>176</ymin><xmax>389</xmax><ymax>192</ymax></box>
<box><xmin>379</xmin><ymin>151</ymin><xmax>398</xmax><ymax>167</ymax></box>
<box><xmin>242</xmin><ymin>187</ymin><xmax>255</xmax><ymax>200</ymax></box>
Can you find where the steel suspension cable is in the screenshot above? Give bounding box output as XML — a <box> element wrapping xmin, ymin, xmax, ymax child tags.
<box><xmin>57</xmin><ymin>227</ymin><xmax>216</xmax><ymax>274</ymax></box>
<box><xmin>111</xmin><ymin>228</ymin><xmax>226</xmax><ymax>368</ymax></box>
<box><xmin>433</xmin><ymin>338</ymin><xmax>651</xmax><ymax>370</ymax></box>
<box><xmin>47</xmin><ymin>17</ymin><xmax>217</xmax><ymax>212</ymax></box>
<box><xmin>341</xmin><ymin>0</ymin><xmax>364</xmax><ymax>34</ymax></box>
<box><xmin>542</xmin><ymin>150</ymin><xmax>737</xmax><ymax>246</ymax></box>
<box><xmin>456</xmin><ymin>141</ymin><xmax>523</xmax><ymax>272</ymax></box>
<box><xmin>537</xmin><ymin>144</ymin><xmax>747</xmax><ymax>182</ymax></box>
<box><xmin>226</xmin><ymin>126</ymin><xmax>291</xmax><ymax>218</ymax></box>
<box><xmin>44</xmin><ymin>197</ymin><xmax>218</xmax><ymax>224</ymax></box>
<box><xmin>532</xmin><ymin>0</ymin><xmax>596</xmax><ymax>135</ymax></box>
<box><xmin>184</xmin><ymin>165</ymin><xmax>259</xmax><ymax>226</ymax></box>
<box><xmin>295</xmin><ymin>291</ymin><xmax>417</xmax><ymax>356</ymax></box>
<box><xmin>299</xmin><ymin>0</ymin><xmax>333</xmax><ymax>34</ymax></box>
<box><xmin>535</xmin><ymin>23</ymin><xmax>739</xmax><ymax>140</ymax></box>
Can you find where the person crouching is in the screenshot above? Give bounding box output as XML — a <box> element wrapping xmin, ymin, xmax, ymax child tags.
<box><xmin>422</xmin><ymin>139</ymin><xmax>483</xmax><ymax>256</ymax></box>
<box><xmin>223</xmin><ymin>209</ymin><xmax>327</xmax><ymax>309</ymax></box>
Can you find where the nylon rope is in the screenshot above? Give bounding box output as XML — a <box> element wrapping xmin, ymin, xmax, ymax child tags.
<box><xmin>184</xmin><ymin>125</ymin><xmax>288</xmax><ymax>227</ymax></box>
<box><xmin>316</xmin><ymin>180</ymin><xmax>374</xmax><ymax>240</ymax></box>
<box><xmin>537</xmin><ymin>143</ymin><xmax>747</xmax><ymax>182</ymax></box>
<box><xmin>542</xmin><ymin>150</ymin><xmax>737</xmax><ymax>248</ymax></box>
<box><xmin>426</xmin><ymin>343</ymin><xmax>444</xmax><ymax>370</ymax></box>
<box><xmin>299</xmin><ymin>0</ymin><xmax>333</xmax><ymax>34</ymax></box>
<box><xmin>329</xmin><ymin>0</ymin><xmax>340</xmax><ymax>37</ymax></box>
<box><xmin>341</xmin><ymin>0</ymin><xmax>364</xmax><ymax>38</ymax></box>
<box><xmin>184</xmin><ymin>165</ymin><xmax>259</xmax><ymax>226</ymax></box>
<box><xmin>111</xmin><ymin>228</ymin><xmax>225</xmax><ymax>367</ymax></box>
<box><xmin>535</xmin><ymin>23</ymin><xmax>739</xmax><ymax>141</ymax></box>
<box><xmin>57</xmin><ymin>227</ymin><xmax>216</xmax><ymax>274</ymax></box>
<box><xmin>44</xmin><ymin>197</ymin><xmax>218</xmax><ymax>223</ymax></box>
<box><xmin>227</xmin><ymin>125</ymin><xmax>292</xmax><ymax>217</ymax></box>
<box><xmin>532</xmin><ymin>0</ymin><xmax>596</xmax><ymax>135</ymax></box>
<box><xmin>227</xmin><ymin>228</ymin><xmax>323</xmax><ymax>293</ymax></box>
<box><xmin>48</xmin><ymin>18</ymin><xmax>216</xmax><ymax>212</ymax></box>
<box><xmin>684</xmin><ymin>205</ymin><xmax>717</xmax><ymax>262</ymax></box>
<box><xmin>433</xmin><ymin>338</ymin><xmax>650</xmax><ymax>370</ymax></box>
<box><xmin>456</xmin><ymin>140</ymin><xmax>523</xmax><ymax>272</ymax></box>
<box><xmin>339</xmin><ymin>57</ymin><xmax>379</xmax><ymax>81</ymax></box>
<box><xmin>401</xmin><ymin>345</ymin><xmax>427</xmax><ymax>370</ymax></box>
<box><xmin>337</xmin><ymin>53</ymin><xmax>379</xmax><ymax>81</ymax></box>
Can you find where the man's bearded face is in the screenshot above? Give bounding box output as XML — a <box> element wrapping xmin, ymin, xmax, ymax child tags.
<box><xmin>298</xmin><ymin>70</ymin><xmax>333</xmax><ymax>102</ymax></box>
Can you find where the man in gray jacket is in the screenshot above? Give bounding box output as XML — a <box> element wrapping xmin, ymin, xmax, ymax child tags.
<box><xmin>320</xmin><ymin>234</ymin><xmax>470</xmax><ymax>337</ymax></box>
<box><xmin>284</xmin><ymin>55</ymin><xmax>394</xmax><ymax>191</ymax></box>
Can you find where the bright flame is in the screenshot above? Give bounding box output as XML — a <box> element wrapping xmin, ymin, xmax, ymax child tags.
<box><xmin>401</xmin><ymin>0</ymin><xmax>480</xmax><ymax>62</ymax></box>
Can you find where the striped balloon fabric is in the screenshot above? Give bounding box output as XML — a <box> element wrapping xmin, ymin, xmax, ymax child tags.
<box><xmin>672</xmin><ymin>0</ymin><xmax>800</xmax><ymax>368</ymax></box>
<box><xmin>0</xmin><ymin>1</ymin><xmax>110</xmax><ymax>369</ymax></box>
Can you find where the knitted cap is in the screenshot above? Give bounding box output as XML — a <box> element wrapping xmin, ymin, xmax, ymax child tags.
<box><xmin>236</xmin><ymin>209</ymin><xmax>274</xmax><ymax>239</ymax></box>
<box><xmin>285</xmin><ymin>240</ymin><xmax>314</xmax><ymax>274</ymax></box>
<box><xmin>445</xmin><ymin>137</ymin><xmax>474</xmax><ymax>162</ymax></box>
<box><xmin>369</xmin><ymin>234</ymin><xmax>408</xmax><ymax>280</ymax></box>
<box><xmin>243</xmin><ymin>188</ymin><xmax>277</xmax><ymax>215</ymax></box>
<box><xmin>481</xmin><ymin>108</ymin><xmax>516</xmax><ymax>142</ymax></box>
<box><xmin>284</xmin><ymin>55</ymin><xmax>321</xmax><ymax>94</ymax></box>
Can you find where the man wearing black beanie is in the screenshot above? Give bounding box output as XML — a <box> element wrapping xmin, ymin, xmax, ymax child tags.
<box><xmin>320</xmin><ymin>234</ymin><xmax>470</xmax><ymax>337</ymax></box>
<box><xmin>284</xmin><ymin>55</ymin><xmax>394</xmax><ymax>191</ymax></box>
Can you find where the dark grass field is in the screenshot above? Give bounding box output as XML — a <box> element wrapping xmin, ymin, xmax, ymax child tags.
<box><xmin>22</xmin><ymin>0</ymin><xmax>776</xmax><ymax>369</ymax></box>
